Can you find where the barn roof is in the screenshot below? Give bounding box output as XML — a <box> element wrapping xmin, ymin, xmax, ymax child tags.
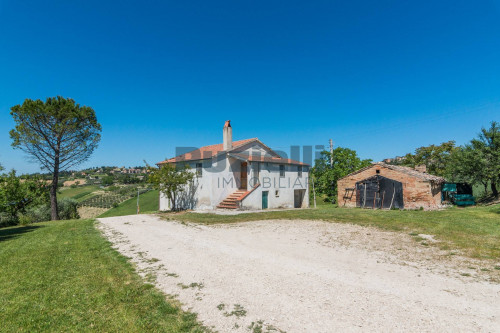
<box><xmin>340</xmin><ymin>162</ymin><xmax>445</xmax><ymax>183</ymax></box>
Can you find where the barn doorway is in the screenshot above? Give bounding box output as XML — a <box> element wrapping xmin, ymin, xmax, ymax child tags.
<box><xmin>356</xmin><ymin>175</ymin><xmax>403</xmax><ymax>209</ymax></box>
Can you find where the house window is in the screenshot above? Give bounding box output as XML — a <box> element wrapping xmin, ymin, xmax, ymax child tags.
<box><xmin>279</xmin><ymin>165</ymin><xmax>285</xmax><ymax>178</ymax></box>
<box><xmin>376</xmin><ymin>169</ymin><xmax>380</xmax><ymax>174</ymax></box>
<box><xmin>275</xmin><ymin>190</ymin><xmax>280</xmax><ymax>197</ymax></box>
<box><xmin>196</xmin><ymin>163</ymin><xmax>202</xmax><ymax>177</ymax></box>
<box><xmin>298</xmin><ymin>166</ymin><xmax>302</xmax><ymax>177</ymax></box>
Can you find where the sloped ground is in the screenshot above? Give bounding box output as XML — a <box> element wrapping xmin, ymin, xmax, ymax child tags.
<box><xmin>99</xmin><ymin>215</ymin><xmax>500</xmax><ymax>332</ymax></box>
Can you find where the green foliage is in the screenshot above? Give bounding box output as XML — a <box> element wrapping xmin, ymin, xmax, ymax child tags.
<box><xmin>22</xmin><ymin>198</ymin><xmax>80</xmax><ymax>223</ymax></box>
<box><xmin>57</xmin><ymin>198</ymin><xmax>80</xmax><ymax>220</ymax></box>
<box><xmin>0</xmin><ymin>170</ymin><xmax>49</xmax><ymax>224</ymax></box>
<box><xmin>312</xmin><ymin>147</ymin><xmax>372</xmax><ymax>203</ymax></box>
<box><xmin>148</xmin><ymin>164</ymin><xmax>194</xmax><ymax>211</ymax></box>
<box><xmin>9</xmin><ymin>96</ymin><xmax>101</xmax><ymax>220</ymax></box>
<box><xmin>101</xmin><ymin>175</ymin><xmax>114</xmax><ymax>187</ymax></box>
<box><xmin>447</xmin><ymin>121</ymin><xmax>500</xmax><ymax>197</ymax></box>
<box><xmin>395</xmin><ymin>141</ymin><xmax>457</xmax><ymax>177</ymax></box>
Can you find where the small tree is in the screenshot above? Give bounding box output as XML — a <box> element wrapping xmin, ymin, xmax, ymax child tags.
<box><xmin>10</xmin><ymin>97</ymin><xmax>101</xmax><ymax>220</ymax></box>
<box><xmin>447</xmin><ymin>145</ymin><xmax>489</xmax><ymax>190</ymax></box>
<box><xmin>101</xmin><ymin>175</ymin><xmax>114</xmax><ymax>187</ymax></box>
<box><xmin>471</xmin><ymin>121</ymin><xmax>500</xmax><ymax>197</ymax></box>
<box><xmin>148</xmin><ymin>163</ymin><xmax>194</xmax><ymax>211</ymax></box>
<box><xmin>0</xmin><ymin>170</ymin><xmax>49</xmax><ymax>222</ymax></box>
<box><xmin>446</xmin><ymin>121</ymin><xmax>499</xmax><ymax>197</ymax></box>
<box><xmin>312</xmin><ymin>147</ymin><xmax>372</xmax><ymax>203</ymax></box>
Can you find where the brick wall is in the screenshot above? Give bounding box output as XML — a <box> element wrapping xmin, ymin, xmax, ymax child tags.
<box><xmin>337</xmin><ymin>165</ymin><xmax>442</xmax><ymax>209</ymax></box>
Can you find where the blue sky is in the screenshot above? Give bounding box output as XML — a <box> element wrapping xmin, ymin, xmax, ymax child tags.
<box><xmin>0</xmin><ymin>0</ymin><xmax>499</xmax><ymax>173</ymax></box>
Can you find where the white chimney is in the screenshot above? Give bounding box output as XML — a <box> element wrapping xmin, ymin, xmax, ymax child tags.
<box><xmin>223</xmin><ymin>120</ymin><xmax>232</xmax><ymax>150</ymax></box>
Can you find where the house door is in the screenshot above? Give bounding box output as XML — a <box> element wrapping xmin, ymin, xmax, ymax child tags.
<box><xmin>262</xmin><ymin>191</ymin><xmax>268</xmax><ymax>209</ymax></box>
<box><xmin>294</xmin><ymin>189</ymin><xmax>305</xmax><ymax>208</ymax></box>
<box><xmin>240</xmin><ymin>162</ymin><xmax>247</xmax><ymax>189</ymax></box>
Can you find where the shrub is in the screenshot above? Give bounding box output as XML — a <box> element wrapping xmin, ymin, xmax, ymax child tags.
<box><xmin>18</xmin><ymin>214</ymin><xmax>33</xmax><ymax>225</ymax></box>
<box><xmin>58</xmin><ymin>198</ymin><xmax>80</xmax><ymax>220</ymax></box>
<box><xmin>24</xmin><ymin>198</ymin><xmax>80</xmax><ymax>223</ymax></box>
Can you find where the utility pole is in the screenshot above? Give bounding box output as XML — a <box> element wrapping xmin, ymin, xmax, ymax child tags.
<box><xmin>137</xmin><ymin>188</ymin><xmax>140</xmax><ymax>214</ymax></box>
<box><xmin>329</xmin><ymin>139</ymin><xmax>333</xmax><ymax>167</ymax></box>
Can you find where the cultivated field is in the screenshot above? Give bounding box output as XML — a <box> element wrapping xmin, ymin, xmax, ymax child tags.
<box><xmin>99</xmin><ymin>214</ymin><xmax>500</xmax><ymax>332</ymax></box>
<box><xmin>58</xmin><ymin>184</ymin><xmax>158</xmax><ymax>218</ymax></box>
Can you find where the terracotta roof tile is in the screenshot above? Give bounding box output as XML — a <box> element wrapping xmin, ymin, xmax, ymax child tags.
<box><xmin>339</xmin><ymin>162</ymin><xmax>445</xmax><ymax>183</ymax></box>
<box><xmin>229</xmin><ymin>152</ymin><xmax>309</xmax><ymax>166</ymax></box>
<box><xmin>157</xmin><ymin>138</ymin><xmax>257</xmax><ymax>164</ymax></box>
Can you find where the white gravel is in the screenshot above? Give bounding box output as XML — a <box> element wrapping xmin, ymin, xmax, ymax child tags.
<box><xmin>98</xmin><ymin>214</ymin><xmax>500</xmax><ymax>332</ymax></box>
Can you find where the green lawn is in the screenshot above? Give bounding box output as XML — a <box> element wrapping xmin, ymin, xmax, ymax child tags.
<box><xmin>163</xmin><ymin>204</ymin><xmax>500</xmax><ymax>260</ymax></box>
<box><xmin>0</xmin><ymin>219</ymin><xmax>205</xmax><ymax>332</ymax></box>
<box><xmin>98</xmin><ymin>190</ymin><xmax>159</xmax><ymax>218</ymax></box>
<box><xmin>58</xmin><ymin>185</ymin><xmax>100</xmax><ymax>200</ymax></box>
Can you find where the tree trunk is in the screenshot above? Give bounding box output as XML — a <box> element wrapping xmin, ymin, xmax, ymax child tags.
<box><xmin>492</xmin><ymin>182</ymin><xmax>499</xmax><ymax>198</ymax></box>
<box><xmin>171</xmin><ymin>192</ymin><xmax>176</xmax><ymax>211</ymax></box>
<box><xmin>51</xmin><ymin>152</ymin><xmax>60</xmax><ymax>220</ymax></box>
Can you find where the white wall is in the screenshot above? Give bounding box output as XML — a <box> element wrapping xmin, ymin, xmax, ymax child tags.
<box><xmin>240</xmin><ymin>162</ymin><xmax>309</xmax><ymax>209</ymax></box>
<box><xmin>159</xmin><ymin>141</ymin><xmax>310</xmax><ymax>211</ymax></box>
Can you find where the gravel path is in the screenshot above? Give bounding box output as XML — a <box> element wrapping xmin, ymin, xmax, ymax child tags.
<box><xmin>98</xmin><ymin>215</ymin><xmax>500</xmax><ymax>332</ymax></box>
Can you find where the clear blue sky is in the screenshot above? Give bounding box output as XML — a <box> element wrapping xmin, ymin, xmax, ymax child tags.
<box><xmin>1</xmin><ymin>0</ymin><xmax>499</xmax><ymax>173</ymax></box>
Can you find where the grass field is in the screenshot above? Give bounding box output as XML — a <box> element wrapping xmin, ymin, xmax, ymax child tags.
<box><xmin>98</xmin><ymin>190</ymin><xmax>159</xmax><ymax>218</ymax></box>
<box><xmin>58</xmin><ymin>185</ymin><xmax>100</xmax><ymax>200</ymax></box>
<box><xmin>0</xmin><ymin>219</ymin><xmax>205</xmax><ymax>332</ymax></box>
<box><xmin>162</xmin><ymin>203</ymin><xmax>500</xmax><ymax>260</ymax></box>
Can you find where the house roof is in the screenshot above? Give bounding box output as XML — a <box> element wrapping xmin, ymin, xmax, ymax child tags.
<box><xmin>340</xmin><ymin>162</ymin><xmax>445</xmax><ymax>183</ymax></box>
<box><xmin>229</xmin><ymin>152</ymin><xmax>308</xmax><ymax>166</ymax></box>
<box><xmin>157</xmin><ymin>138</ymin><xmax>258</xmax><ymax>164</ymax></box>
<box><xmin>157</xmin><ymin>137</ymin><xmax>309</xmax><ymax>166</ymax></box>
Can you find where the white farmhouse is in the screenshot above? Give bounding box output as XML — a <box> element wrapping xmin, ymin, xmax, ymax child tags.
<box><xmin>157</xmin><ymin>121</ymin><xmax>309</xmax><ymax>210</ymax></box>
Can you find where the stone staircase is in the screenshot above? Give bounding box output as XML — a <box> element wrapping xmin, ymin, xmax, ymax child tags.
<box><xmin>217</xmin><ymin>189</ymin><xmax>248</xmax><ymax>209</ymax></box>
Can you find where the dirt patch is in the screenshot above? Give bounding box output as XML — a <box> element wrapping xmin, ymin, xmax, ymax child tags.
<box><xmin>78</xmin><ymin>206</ymin><xmax>108</xmax><ymax>219</ymax></box>
<box><xmin>99</xmin><ymin>215</ymin><xmax>500</xmax><ymax>332</ymax></box>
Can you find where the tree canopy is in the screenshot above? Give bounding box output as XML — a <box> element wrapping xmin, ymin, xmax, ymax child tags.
<box><xmin>312</xmin><ymin>147</ymin><xmax>372</xmax><ymax>203</ymax></box>
<box><xmin>394</xmin><ymin>141</ymin><xmax>457</xmax><ymax>177</ymax></box>
<box><xmin>148</xmin><ymin>163</ymin><xmax>194</xmax><ymax>211</ymax></box>
<box><xmin>448</xmin><ymin>121</ymin><xmax>500</xmax><ymax>197</ymax></box>
<box><xmin>0</xmin><ymin>170</ymin><xmax>49</xmax><ymax>223</ymax></box>
<box><xmin>149</xmin><ymin>164</ymin><xmax>194</xmax><ymax>211</ymax></box>
<box><xmin>10</xmin><ymin>96</ymin><xmax>101</xmax><ymax>220</ymax></box>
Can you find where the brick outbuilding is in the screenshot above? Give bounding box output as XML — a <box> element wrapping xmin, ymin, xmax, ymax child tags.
<box><xmin>337</xmin><ymin>163</ymin><xmax>445</xmax><ymax>210</ymax></box>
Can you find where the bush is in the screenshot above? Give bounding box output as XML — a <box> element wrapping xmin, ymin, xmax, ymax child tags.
<box><xmin>24</xmin><ymin>198</ymin><xmax>80</xmax><ymax>223</ymax></box>
<box><xmin>18</xmin><ymin>214</ymin><xmax>33</xmax><ymax>225</ymax></box>
<box><xmin>25</xmin><ymin>204</ymin><xmax>51</xmax><ymax>223</ymax></box>
<box><xmin>58</xmin><ymin>198</ymin><xmax>80</xmax><ymax>220</ymax></box>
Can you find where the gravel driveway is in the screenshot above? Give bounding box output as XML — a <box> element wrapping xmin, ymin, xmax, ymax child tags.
<box><xmin>98</xmin><ymin>215</ymin><xmax>500</xmax><ymax>332</ymax></box>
